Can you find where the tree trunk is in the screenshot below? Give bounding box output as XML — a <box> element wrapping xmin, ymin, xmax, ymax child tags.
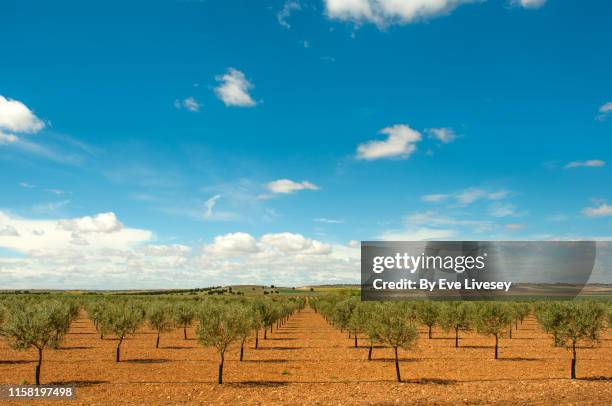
<box><xmin>509</xmin><ymin>328</ymin><xmax>512</xmax><ymax>339</ymax></box>
<box><xmin>348</xmin><ymin>331</ymin><xmax>351</xmax><ymax>338</ymax></box>
<box><xmin>255</xmin><ymin>330</ymin><xmax>259</xmax><ymax>349</ymax></box>
<box><xmin>354</xmin><ymin>334</ymin><xmax>358</xmax><ymax>348</ymax></box>
<box><xmin>494</xmin><ymin>334</ymin><xmax>499</xmax><ymax>359</ymax></box>
<box><xmin>35</xmin><ymin>347</ymin><xmax>43</xmax><ymax>385</ymax></box>
<box><xmin>571</xmin><ymin>340</ymin><xmax>577</xmax><ymax>379</ymax></box>
<box><xmin>218</xmin><ymin>353</ymin><xmax>224</xmax><ymax>384</ymax></box>
<box><xmin>515</xmin><ymin>319</ymin><xmax>518</xmax><ymax>330</ymax></box>
<box><xmin>240</xmin><ymin>342</ymin><xmax>245</xmax><ymax>361</ymax></box>
<box><xmin>264</xmin><ymin>329</ymin><xmax>267</xmax><ymax>339</ymax></box>
<box><xmin>455</xmin><ymin>327</ymin><xmax>459</xmax><ymax>348</ymax></box>
<box><xmin>270</xmin><ymin>323</ymin><xmax>273</xmax><ymax>333</ymax></box>
<box><xmin>368</xmin><ymin>343</ymin><xmax>373</xmax><ymax>361</ymax></box>
<box><xmin>183</xmin><ymin>326</ymin><xmax>187</xmax><ymax>340</ymax></box>
<box><xmin>428</xmin><ymin>325</ymin><xmax>432</xmax><ymax>339</ymax></box>
<box><xmin>394</xmin><ymin>347</ymin><xmax>401</xmax><ymax>382</ymax></box>
<box><xmin>156</xmin><ymin>332</ymin><xmax>160</xmax><ymax>349</ymax></box>
<box><xmin>116</xmin><ymin>337</ymin><xmax>123</xmax><ymax>362</ymax></box>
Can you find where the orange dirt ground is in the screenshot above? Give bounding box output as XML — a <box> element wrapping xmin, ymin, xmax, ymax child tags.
<box><xmin>0</xmin><ymin>307</ymin><xmax>611</xmax><ymax>405</ymax></box>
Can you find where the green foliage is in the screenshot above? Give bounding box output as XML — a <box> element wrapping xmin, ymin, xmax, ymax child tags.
<box><xmin>536</xmin><ymin>301</ymin><xmax>607</xmax><ymax>378</ymax></box>
<box><xmin>197</xmin><ymin>302</ymin><xmax>255</xmax><ymax>383</ymax></box>
<box><xmin>439</xmin><ymin>302</ymin><xmax>474</xmax><ymax>347</ymax></box>
<box><xmin>1</xmin><ymin>299</ymin><xmax>76</xmax><ymax>384</ymax></box>
<box><xmin>415</xmin><ymin>301</ymin><xmax>440</xmax><ymax>339</ymax></box>
<box><xmin>475</xmin><ymin>302</ymin><xmax>513</xmax><ymax>359</ymax></box>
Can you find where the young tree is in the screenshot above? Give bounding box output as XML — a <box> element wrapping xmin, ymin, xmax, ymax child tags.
<box><xmin>348</xmin><ymin>302</ymin><xmax>373</xmax><ymax>348</ymax></box>
<box><xmin>173</xmin><ymin>302</ymin><xmax>195</xmax><ymax>340</ymax></box>
<box><xmin>237</xmin><ymin>305</ymin><xmax>259</xmax><ymax>361</ymax></box>
<box><xmin>197</xmin><ymin>302</ymin><xmax>250</xmax><ymax>384</ymax></box>
<box><xmin>439</xmin><ymin>302</ymin><xmax>473</xmax><ymax>348</ymax></box>
<box><xmin>85</xmin><ymin>301</ymin><xmax>106</xmax><ymax>339</ymax></box>
<box><xmin>102</xmin><ymin>301</ymin><xmax>145</xmax><ymax>362</ymax></box>
<box><xmin>415</xmin><ymin>301</ymin><xmax>440</xmax><ymax>339</ymax></box>
<box><xmin>373</xmin><ymin>303</ymin><xmax>419</xmax><ymax>382</ymax></box>
<box><xmin>2</xmin><ymin>300</ymin><xmax>74</xmax><ymax>385</ymax></box>
<box><xmin>147</xmin><ymin>302</ymin><xmax>174</xmax><ymax>349</ymax></box>
<box><xmin>475</xmin><ymin>302</ymin><xmax>513</xmax><ymax>359</ymax></box>
<box><xmin>334</xmin><ymin>298</ymin><xmax>357</xmax><ymax>338</ymax></box>
<box><xmin>538</xmin><ymin>301</ymin><xmax>607</xmax><ymax>379</ymax></box>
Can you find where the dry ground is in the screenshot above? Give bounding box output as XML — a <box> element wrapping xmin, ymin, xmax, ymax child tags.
<box><xmin>0</xmin><ymin>307</ymin><xmax>610</xmax><ymax>405</ymax></box>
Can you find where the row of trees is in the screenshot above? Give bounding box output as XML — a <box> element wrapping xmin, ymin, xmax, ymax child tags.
<box><xmin>0</xmin><ymin>296</ymin><xmax>305</xmax><ymax>385</ymax></box>
<box><xmin>311</xmin><ymin>297</ymin><xmax>609</xmax><ymax>382</ymax></box>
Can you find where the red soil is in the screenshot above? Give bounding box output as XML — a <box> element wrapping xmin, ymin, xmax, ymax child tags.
<box><xmin>0</xmin><ymin>307</ymin><xmax>610</xmax><ymax>405</ymax></box>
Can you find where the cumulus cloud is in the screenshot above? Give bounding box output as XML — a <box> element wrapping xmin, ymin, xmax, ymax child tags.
<box><xmin>260</xmin><ymin>232</ymin><xmax>332</xmax><ymax>255</ymax></box>
<box><xmin>205</xmin><ymin>232</ymin><xmax>260</xmax><ymax>255</ymax></box>
<box><xmin>0</xmin><ymin>95</ymin><xmax>45</xmax><ymax>134</ymax></box>
<box><xmin>356</xmin><ymin>124</ymin><xmax>422</xmax><ymax>160</ymax></box>
<box><xmin>58</xmin><ymin>212</ymin><xmax>123</xmax><ymax>234</ymax></box>
<box><xmin>278</xmin><ymin>1</ymin><xmax>301</xmax><ymax>29</ymax></box>
<box><xmin>427</xmin><ymin>127</ymin><xmax>457</xmax><ymax>144</ymax></box>
<box><xmin>266</xmin><ymin>179</ymin><xmax>319</xmax><ymax>194</ymax></box>
<box><xmin>583</xmin><ymin>202</ymin><xmax>612</xmax><ymax>218</ymax></box>
<box><xmin>324</xmin><ymin>0</ymin><xmax>479</xmax><ymax>27</ymax></box>
<box><xmin>0</xmin><ymin>211</ymin><xmax>151</xmax><ymax>254</ymax></box>
<box><xmin>378</xmin><ymin>227</ymin><xmax>455</xmax><ymax>241</ymax></box>
<box><xmin>0</xmin><ymin>132</ymin><xmax>19</xmax><ymax>144</ymax></box>
<box><xmin>0</xmin><ymin>225</ymin><xmax>19</xmax><ymax>237</ymax></box>
<box><xmin>214</xmin><ymin>68</ymin><xmax>257</xmax><ymax>107</ymax></box>
<box><xmin>174</xmin><ymin>97</ymin><xmax>200</xmax><ymax>112</ymax></box>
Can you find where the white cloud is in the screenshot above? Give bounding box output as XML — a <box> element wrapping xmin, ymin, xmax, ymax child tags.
<box><xmin>583</xmin><ymin>202</ymin><xmax>612</xmax><ymax>218</ymax></box>
<box><xmin>0</xmin><ymin>225</ymin><xmax>19</xmax><ymax>237</ymax></box>
<box><xmin>0</xmin><ymin>132</ymin><xmax>19</xmax><ymax>144</ymax></box>
<box><xmin>266</xmin><ymin>179</ymin><xmax>319</xmax><ymax>194</ymax></box>
<box><xmin>205</xmin><ymin>232</ymin><xmax>260</xmax><ymax>255</ymax></box>
<box><xmin>597</xmin><ymin>102</ymin><xmax>612</xmax><ymax>120</ymax></box>
<box><xmin>0</xmin><ymin>211</ymin><xmax>152</xmax><ymax>254</ymax></box>
<box><xmin>564</xmin><ymin>160</ymin><xmax>605</xmax><ymax>169</ymax></box>
<box><xmin>204</xmin><ymin>194</ymin><xmax>221</xmax><ymax>218</ymax></box>
<box><xmin>514</xmin><ymin>0</ymin><xmax>547</xmax><ymax>9</ymax></box>
<box><xmin>356</xmin><ymin>124</ymin><xmax>422</xmax><ymax>160</ymax></box>
<box><xmin>455</xmin><ymin>188</ymin><xmax>508</xmax><ymax>205</ymax></box>
<box><xmin>174</xmin><ymin>97</ymin><xmax>200</xmax><ymax>112</ymax></box>
<box><xmin>324</xmin><ymin>0</ymin><xmax>479</xmax><ymax>27</ymax></box>
<box><xmin>489</xmin><ymin>202</ymin><xmax>516</xmax><ymax>218</ymax></box>
<box><xmin>421</xmin><ymin>193</ymin><xmax>449</xmax><ymax>203</ymax></box>
<box><xmin>260</xmin><ymin>232</ymin><xmax>332</xmax><ymax>255</ymax></box>
<box><xmin>58</xmin><ymin>212</ymin><xmax>123</xmax><ymax>234</ymax></box>
<box><xmin>278</xmin><ymin>1</ymin><xmax>301</xmax><ymax>29</ymax></box>
<box><xmin>427</xmin><ymin>127</ymin><xmax>457</xmax><ymax>144</ymax></box>
<box><xmin>406</xmin><ymin>210</ymin><xmax>493</xmax><ymax>231</ymax></box>
<box><xmin>506</xmin><ymin>223</ymin><xmax>524</xmax><ymax>231</ymax></box>
<box><xmin>0</xmin><ymin>95</ymin><xmax>45</xmax><ymax>134</ymax></box>
<box><xmin>314</xmin><ymin>217</ymin><xmax>344</xmax><ymax>224</ymax></box>
<box><xmin>214</xmin><ymin>68</ymin><xmax>257</xmax><ymax>107</ymax></box>
<box><xmin>19</xmin><ymin>182</ymin><xmax>36</xmax><ymax>189</ymax></box>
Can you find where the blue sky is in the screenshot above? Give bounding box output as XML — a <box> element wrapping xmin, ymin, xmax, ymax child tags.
<box><xmin>0</xmin><ymin>0</ymin><xmax>611</xmax><ymax>288</ymax></box>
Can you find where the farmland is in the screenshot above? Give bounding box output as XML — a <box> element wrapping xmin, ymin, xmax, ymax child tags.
<box><xmin>0</xmin><ymin>291</ymin><xmax>610</xmax><ymax>405</ymax></box>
